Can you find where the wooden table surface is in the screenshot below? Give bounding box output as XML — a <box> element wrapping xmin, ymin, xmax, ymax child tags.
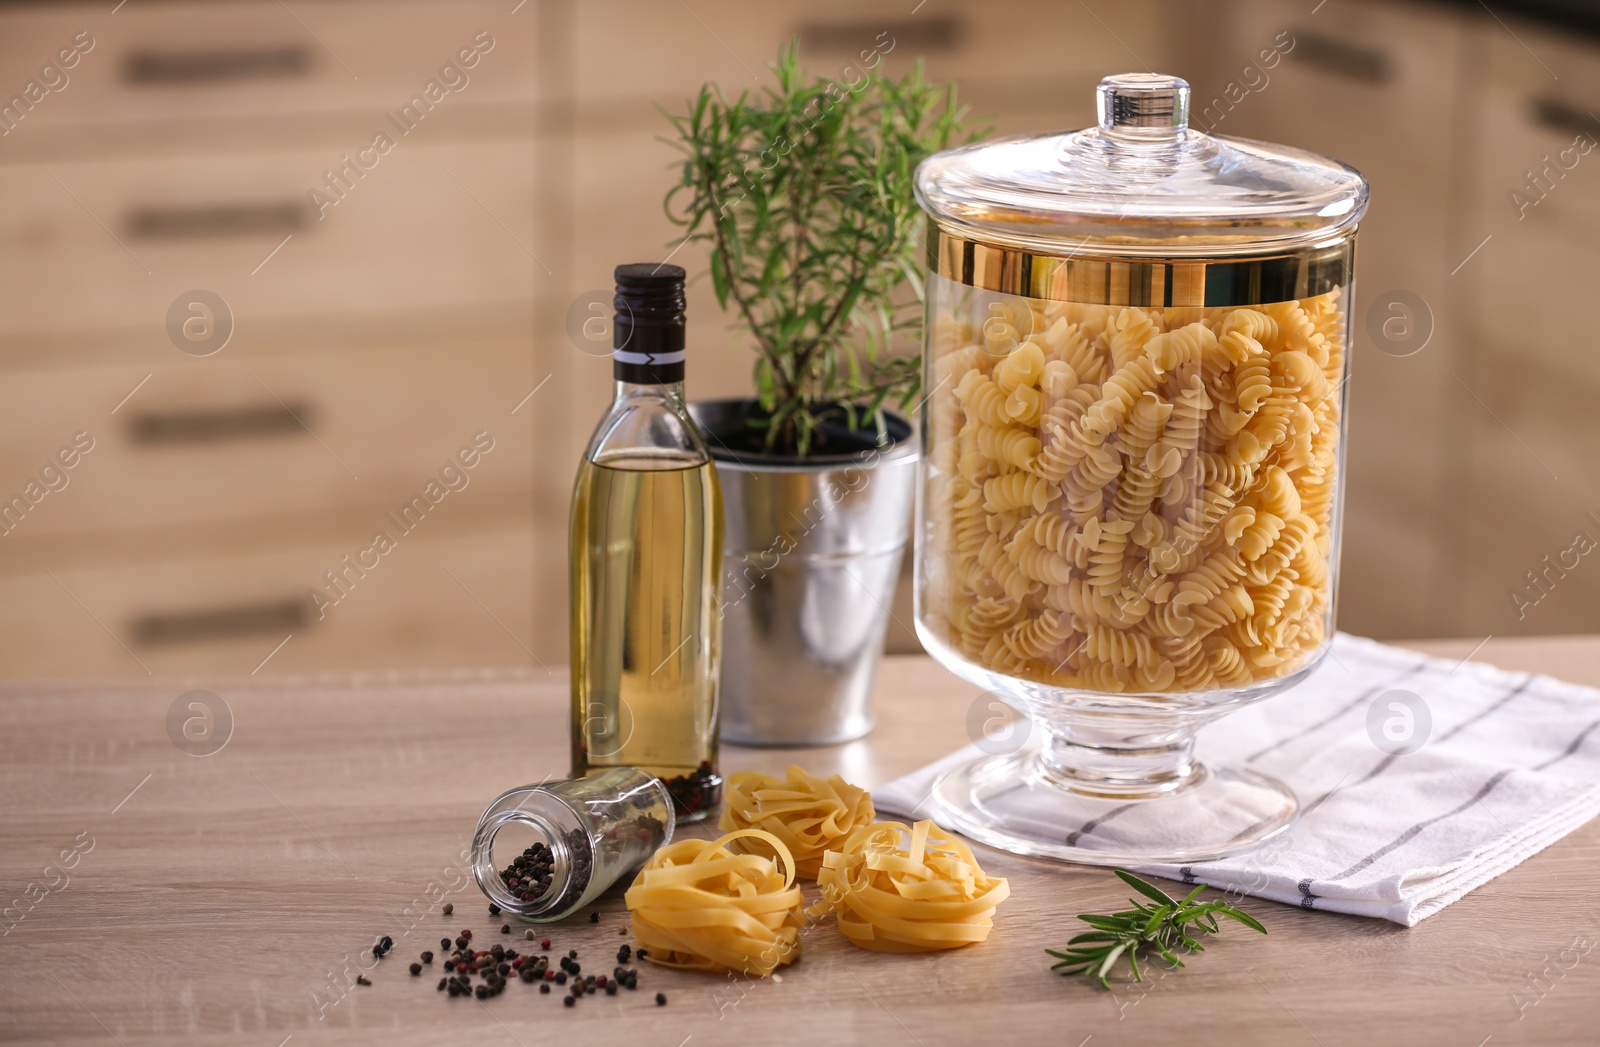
<box><xmin>3</xmin><ymin>635</ymin><xmax>1599</xmax><ymax>1047</ymax></box>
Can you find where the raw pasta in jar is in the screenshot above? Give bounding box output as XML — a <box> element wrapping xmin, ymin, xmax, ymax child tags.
<box><xmin>919</xmin><ymin>288</ymin><xmax>1345</xmax><ymax>694</ymax></box>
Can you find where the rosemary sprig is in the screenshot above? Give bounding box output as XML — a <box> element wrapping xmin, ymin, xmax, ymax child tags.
<box><xmin>1047</xmin><ymin>870</ymin><xmax>1267</xmax><ymax>988</ymax></box>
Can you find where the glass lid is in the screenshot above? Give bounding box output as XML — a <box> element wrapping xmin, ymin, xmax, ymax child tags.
<box><xmin>915</xmin><ymin>73</ymin><xmax>1369</xmax><ymax>258</ymax></box>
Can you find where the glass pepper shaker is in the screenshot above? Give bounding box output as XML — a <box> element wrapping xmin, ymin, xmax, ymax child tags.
<box><xmin>470</xmin><ymin>766</ymin><xmax>673</xmax><ymax>922</ymax></box>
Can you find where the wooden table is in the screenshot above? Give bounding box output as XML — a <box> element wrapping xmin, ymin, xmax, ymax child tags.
<box><xmin>3</xmin><ymin>636</ymin><xmax>1598</xmax><ymax>1046</ymax></box>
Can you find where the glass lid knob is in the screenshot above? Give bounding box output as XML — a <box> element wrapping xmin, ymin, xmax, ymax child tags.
<box><xmin>1096</xmin><ymin>73</ymin><xmax>1189</xmax><ymax>139</ymax></box>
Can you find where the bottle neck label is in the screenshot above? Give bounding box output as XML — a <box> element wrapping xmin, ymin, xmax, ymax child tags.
<box><xmin>613</xmin><ymin>325</ymin><xmax>685</xmax><ymax>384</ymax></box>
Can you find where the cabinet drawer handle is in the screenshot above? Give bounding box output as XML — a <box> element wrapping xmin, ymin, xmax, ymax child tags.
<box><xmin>125</xmin><ymin>202</ymin><xmax>307</xmax><ymax>240</ymax></box>
<box><xmin>798</xmin><ymin>16</ymin><xmax>963</xmax><ymax>54</ymax></box>
<box><xmin>1288</xmin><ymin>30</ymin><xmax>1392</xmax><ymax>84</ymax></box>
<box><xmin>126</xmin><ymin>402</ymin><xmax>312</xmax><ymax>446</ymax></box>
<box><xmin>1530</xmin><ymin>96</ymin><xmax>1600</xmax><ymax>138</ymax></box>
<box><xmin>131</xmin><ymin>598</ymin><xmax>308</xmax><ymax>646</ymax></box>
<box><xmin>123</xmin><ymin>45</ymin><xmax>310</xmax><ymax>85</ymax></box>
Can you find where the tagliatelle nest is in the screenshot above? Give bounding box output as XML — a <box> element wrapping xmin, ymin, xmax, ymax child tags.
<box><xmin>717</xmin><ymin>765</ymin><xmax>876</xmax><ymax>879</ymax></box>
<box><xmin>624</xmin><ymin>829</ymin><xmax>804</xmax><ymax>977</ymax></box>
<box><xmin>815</xmin><ymin>820</ymin><xmax>1011</xmax><ymax>953</ymax></box>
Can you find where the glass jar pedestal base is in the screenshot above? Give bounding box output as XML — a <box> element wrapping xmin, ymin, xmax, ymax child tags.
<box><xmin>931</xmin><ymin>742</ymin><xmax>1298</xmax><ymax>866</ymax></box>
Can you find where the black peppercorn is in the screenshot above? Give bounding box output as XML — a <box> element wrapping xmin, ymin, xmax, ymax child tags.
<box><xmin>605</xmin><ymin>981</ymin><xmax>617</xmax><ymax>995</ymax></box>
<box><xmin>356</xmin><ymin>976</ymin><xmax>372</xmax><ymax>987</ymax></box>
<box><xmin>501</xmin><ymin>923</ymin><xmax>511</xmax><ymax>934</ymax></box>
<box><xmin>409</xmin><ymin>963</ymin><xmax>422</xmax><ymax>976</ymax></box>
<box><xmin>617</xmin><ymin>945</ymin><xmax>631</xmax><ymax>963</ymax></box>
<box><xmin>656</xmin><ymin>992</ymin><xmax>666</xmax><ymax>1006</ymax></box>
<box><xmin>420</xmin><ymin>951</ymin><xmax>433</xmax><ymax>964</ymax></box>
<box><xmin>589</xmin><ymin>911</ymin><xmax>599</xmax><ymax>923</ymax></box>
<box><xmin>442</xmin><ymin>902</ymin><xmax>454</xmax><ymax>916</ymax></box>
<box><xmin>489</xmin><ymin>903</ymin><xmax>501</xmax><ymax>917</ymax></box>
<box><xmin>563</xmin><ymin>995</ymin><xmax>575</xmax><ymax>1007</ymax></box>
<box><xmin>442</xmin><ymin>937</ymin><xmax>452</xmax><ymax>951</ymax></box>
<box><xmin>636</xmin><ymin>949</ymin><xmax>649</xmax><ymax>959</ymax></box>
<box><xmin>567</xmin><ymin>949</ymin><xmax>577</xmax><ymax>960</ymax></box>
<box><xmin>455</xmin><ymin>936</ymin><xmax>468</xmax><ymax>950</ymax></box>
<box><xmin>540</xmin><ymin>983</ymin><xmax>550</xmax><ymax>994</ymax></box>
<box><xmin>554</xmin><ymin>972</ymin><xmax>567</xmax><ymax>985</ymax></box>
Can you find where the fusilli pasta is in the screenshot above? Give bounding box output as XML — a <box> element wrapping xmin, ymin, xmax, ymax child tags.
<box><xmin>922</xmin><ymin>287</ymin><xmax>1346</xmax><ymax>693</ymax></box>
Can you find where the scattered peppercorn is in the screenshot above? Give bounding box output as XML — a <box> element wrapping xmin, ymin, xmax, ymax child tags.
<box><xmin>656</xmin><ymin>992</ymin><xmax>667</xmax><ymax>1006</ymax></box>
<box><xmin>455</xmin><ymin>936</ymin><xmax>468</xmax><ymax>950</ymax></box>
<box><xmin>605</xmin><ymin>982</ymin><xmax>618</xmax><ymax>996</ymax></box>
<box><xmin>442</xmin><ymin>902</ymin><xmax>454</xmax><ymax>916</ymax></box>
<box><xmin>617</xmin><ymin>945</ymin><xmax>631</xmax><ymax>963</ymax></box>
<box><xmin>555</xmin><ymin>972</ymin><xmax>568</xmax><ymax>986</ymax></box>
<box><xmin>488</xmin><ymin>903</ymin><xmax>501</xmax><ymax>917</ymax></box>
<box><xmin>563</xmin><ymin>995</ymin><xmax>575</xmax><ymax>1007</ymax></box>
<box><xmin>590</xmin><ymin>911</ymin><xmax>600</xmax><ymax>923</ymax></box>
<box><xmin>421</xmin><ymin>951</ymin><xmax>433</xmax><ymax>964</ymax></box>
<box><xmin>356</xmin><ymin>976</ymin><xmax>372</xmax><ymax>987</ymax></box>
<box><xmin>410</xmin><ymin>963</ymin><xmax>422</xmax><ymax>976</ymax></box>
<box><xmin>501</xmin><ymin>924</ymin><xmax>511</xmax><ymax>934</ymax></box>
<box><xmin>460</xmin><ymin>929</ymin><xmax>473</xmax><ymax>940</ymax></box>
<box><xmin>437</xmin><ymin>977</ymin><xmax>447</xmax><ymax>991</ymax></box>
<box><xmin>540</xmin><ymin>983</ymin><xmax>550</xmax><ymax>995</ymax></box>
<box><xmin>442</xmin><ymin>937</ymin><xmax>452</xmax><ymax>950</ymax></box>
<box><xmin>526</xmin><ymin>930</ymin><xmax>537</xmax><ymax>941</ymax></box>
<box><xmin>567</xmin><ymin>949</ymin><xmax>577</xmax><ymax>960</ymax></box>
<box><xmin>636</xmin><ymin>949</ymin><xmax>648</xmax><ymax>959</ymax></box>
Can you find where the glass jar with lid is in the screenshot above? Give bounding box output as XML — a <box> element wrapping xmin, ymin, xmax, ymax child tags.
<box><xmin>914</xmin><ymin>74</ymin><xmax>1368</xmax><ymax>864</ymax></box>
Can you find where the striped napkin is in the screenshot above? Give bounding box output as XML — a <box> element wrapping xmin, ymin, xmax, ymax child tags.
<box><xmin>873</xmin><ymin>633</ymin><xmax>1600</xmax><ymax>925</ymax></box>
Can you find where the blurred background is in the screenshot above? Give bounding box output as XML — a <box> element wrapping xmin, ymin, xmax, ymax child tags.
<box><xmin>0</xmin><ymin>0</ymin><xmax>1595</xmax><ymax>679</ymax></box>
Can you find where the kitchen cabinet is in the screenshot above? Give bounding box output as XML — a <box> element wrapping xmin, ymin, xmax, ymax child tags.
<box><xmin>3</xmin><ymin>0</ymin><xmax>1595</xmax><ymax>677</ymax></box>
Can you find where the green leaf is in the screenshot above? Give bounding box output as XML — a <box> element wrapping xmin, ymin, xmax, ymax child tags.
<box><xmin>1116</xmin><ymin>870</ymin><xmax>1178</xmax><ymax>908</ymax></box>
<box><xmin>1215</xmin><ymin>906</ymin><xmax>1269</xmax><ymax>935</ymax></box>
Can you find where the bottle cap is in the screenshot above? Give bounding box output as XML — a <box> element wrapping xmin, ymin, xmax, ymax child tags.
<box><xmin>613</xmin><ymin>263</ymin><xmax>686</xmax><ymax>384</ymax></box>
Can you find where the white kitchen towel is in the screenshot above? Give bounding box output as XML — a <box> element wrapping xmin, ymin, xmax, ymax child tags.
<box><xmin>873</xmin><ymin>633</ymin><xmax>1600</xmax><ymax>925</ymax></box>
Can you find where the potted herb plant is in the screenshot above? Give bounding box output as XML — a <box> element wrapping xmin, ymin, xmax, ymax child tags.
<box><xmin>664</xmin><ymin>42</ymin><xmax>980</xmax><ymax>745</ymax></box>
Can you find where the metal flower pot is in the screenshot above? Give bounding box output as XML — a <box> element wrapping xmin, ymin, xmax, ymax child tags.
<box><xmin>690</xmin><ymin>400</ymin><xmax>918</xmax><ymax>746</ymax></box>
